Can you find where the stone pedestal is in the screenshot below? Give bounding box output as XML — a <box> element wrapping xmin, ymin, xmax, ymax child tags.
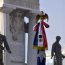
<box><xmin>0</xmin><ymin>10</ymin><xmax>25</xmax><ymax>65</ymax></box>
<box><xmin>5</xmin><ymin>11</ymin><xmax>25</xmax><ymax>65</ymax></box>
<box><xmin>0</xmin><ymin>0</ymin><xmax>39</xmax><ymax>65</ymax></box>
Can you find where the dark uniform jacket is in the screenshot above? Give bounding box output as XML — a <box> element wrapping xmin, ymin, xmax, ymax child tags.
<box><xmin>0</xmin><ymin>34</ymin><xmax>11</xmax><ymax>60</ymax></box>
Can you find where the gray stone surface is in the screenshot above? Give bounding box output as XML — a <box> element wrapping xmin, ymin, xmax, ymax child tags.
<box><xmin>4</xmin><ymin>0</ymin><xmax>39</xmax><ymax>10</ymax></box>
<box><xmin>4</xmin><ymin>13</ymin><xmax>25</xmax><ymax>65</ymax></box>
<box><xmin>0</xmin><ymin>0</ymin><xmax>39</xmax><ymax>65</ymax></box>
<box><xmin>27</xmin><ymin>14</ymin><xmax>37</xmax><ymax>65</ymax></box>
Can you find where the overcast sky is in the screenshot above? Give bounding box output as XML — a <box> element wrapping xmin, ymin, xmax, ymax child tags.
<box><xmin>39</xmin><ymin>0</ymin><xmax>65</xmax><ymax>50</ymax></box>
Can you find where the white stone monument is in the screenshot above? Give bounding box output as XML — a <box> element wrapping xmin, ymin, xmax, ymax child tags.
<box><xmin>0</xmin><ymin>0</ymin><xmax>39</xmax><ymax>65</ymax></box>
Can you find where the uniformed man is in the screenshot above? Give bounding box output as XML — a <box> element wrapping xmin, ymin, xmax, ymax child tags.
<box><xmin>51</xmin><ymin>36</ymin><xmax>65</xmax><ymax>65</ymax></box>
<box><xmin>0</xmin><ymin>34</ymin><xmax>11</xmax><ymax>65</ymax></box>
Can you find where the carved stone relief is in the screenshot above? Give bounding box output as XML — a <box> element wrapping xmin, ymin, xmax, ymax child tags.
<box><xmin>9</xmin><ymin>10</ymin><xmax>24</xmax><ymax>41</ymax></box>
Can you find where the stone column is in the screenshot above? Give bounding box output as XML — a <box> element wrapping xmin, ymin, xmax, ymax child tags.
<box><xmin>0</xmin><ymin>11</ymin><xmax>6</xmax><ymax>35</ymax></box>
<box><xmin>27</xmin><ymin>14</ymin><xmax>37</xmax><ymax>65</ymax></box>
<box><xmin>3</xmin><ymin>10</ymin><xmax>25</xmax><ymax>65</ymax></box>
<box><xmin>0</xmin><ymin>11</ymin><xmax>6</xmax><ymax>65</ymax></box>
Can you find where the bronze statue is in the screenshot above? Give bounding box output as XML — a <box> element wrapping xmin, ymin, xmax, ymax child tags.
<box><xmin>51</xmin><ymin>36</ymin><xmax>65</xmax><ymax>65</ymax></box>
<box><xmin>0</xmin><ymin>34</ymin><xmax>11</xmax><ymax>65</ymax></box>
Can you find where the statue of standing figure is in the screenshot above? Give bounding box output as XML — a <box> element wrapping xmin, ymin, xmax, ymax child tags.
<box><xmin>0</xmin><ymin>34</ymin><xmax>11</xmax><ymax>65</ymax></box>
<box><xmin>51</xmin><ymin>36</ymin><xmax>65</xmax><ymax>65</ymax></box>
<box><xmin>33</xmin><ymin>11</ymin><xmax>49</xmax><ymax>65</ymax></box>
